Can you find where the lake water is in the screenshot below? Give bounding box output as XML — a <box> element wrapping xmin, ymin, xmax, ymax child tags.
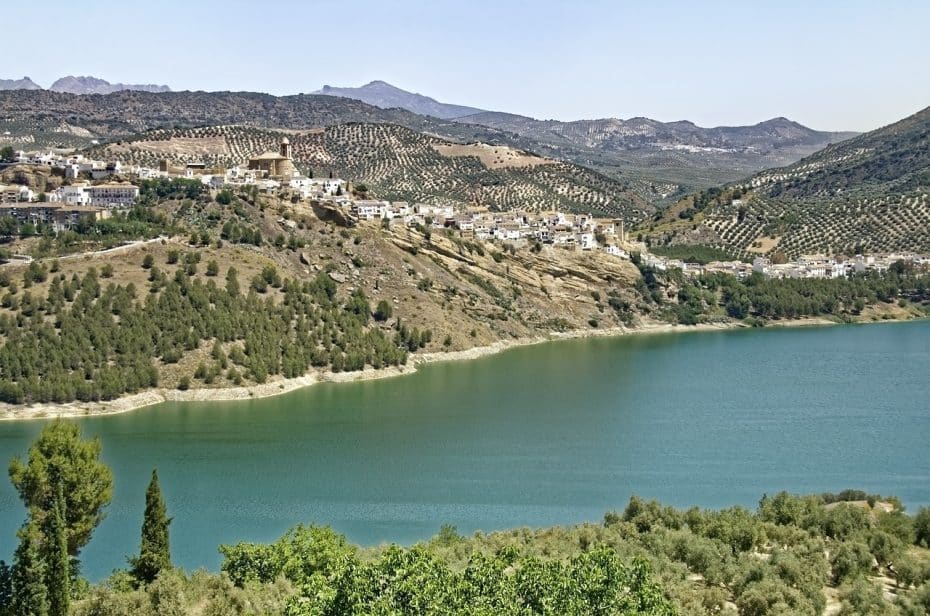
<box><xmin>1</xmin><ymin>320</ymin><xmax>928</xmax><ymax>580</ymax></box>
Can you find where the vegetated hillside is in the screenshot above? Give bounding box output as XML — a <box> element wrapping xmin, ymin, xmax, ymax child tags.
<box><xmin>0</xmin><ymin>90</ymin><xmax>425</xmax><ymax>142</ymax></box>
<box><xmin>65</xmin><ymin>489</ymin><xmax>930</xmax><ymax>615</ymax></box>
<box><xmin>456</xmin><ymin>112</ymin><xmax>857</xmax><ymax>189</ymax></box>
<box><xmin>90</xmin><ymin>124</ymin><xmax>658</xmax><ymax>220</ymax></box>
<box><xmin>751</xmin><ymin>105</ymin><xmax>930</xmax><ymax>198</ymax></box>
<box><xmin>0</xmin><ymin>183</ymin><xmax>647</xmax><ymax>407</ymax></box>
<box><xmin>641</xmin><ymin>106</ymin><xmax>930</xmax><ymax>258</ymax></box>
<box><xmin>314</xmin><ymin>80</ymin><xmax>486</xmax><ymax>119</ymax></box>
<box><xmin>1</xmin><ymin>176</ymin><xmax>928</xmax><ymax>408</ymax></box>
<box><xmin>0</xmin><ymin>89</ymin><xmax>842</xmax><ymax>209</ymax></box>
<box><xmin>0</xmin><ymin>117</ymin><xmax>96</xmax><ymax>150</ymax></box>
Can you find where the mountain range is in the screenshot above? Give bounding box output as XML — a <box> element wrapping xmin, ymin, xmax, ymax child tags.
<box><xmin>49</xmin><ymin>75</ymin><xmax>171</xmax><ymax>95</ymax></box>
<box><xmin>0</xmin><ymin>84</ymin><xmax>857</xmax><ymax>204</ymax></box>
<box><xmin>0</xmin><ymin>76</ymin><xmax>42</xmax><ymax>90</ymax></box>
<box><xmin>0</xmin><ymin>75</ymin><xmax>171</xmax><ymax>94</ymax></box>
<box><xmin>1</xmin><ymin>77</ymin><xmax>928</xmax><ymax>253</ymax></box>
<box><xmin>311</xmin><ymin>81</ymin><xmax>857</xmax><ymax>193</ymax></box>
<box><xmin>88</xmin><ymin>123</ymin><xmax>656</xmax><ymax>222</ymax></box>
<box><xmin>313</xmin><ymin>80</ymin><xmax>486</xmax><ymax>120</ymax></box>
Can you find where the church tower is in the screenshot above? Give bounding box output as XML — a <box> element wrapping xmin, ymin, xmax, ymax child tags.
<box><xmin>280</xmin><ymin>137</ymin><xmax>292</xmax><ymax>160</ymax></box>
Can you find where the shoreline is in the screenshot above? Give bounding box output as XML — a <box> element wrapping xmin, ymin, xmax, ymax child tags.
<box><xmin>0</xmin><ymin>315</ymin><xmax>914</xmax><ymax>422</ymax></box>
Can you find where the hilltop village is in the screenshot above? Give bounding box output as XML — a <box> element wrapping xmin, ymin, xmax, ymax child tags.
<box><xmin>2</xmin><ymin>139</ymin><xmax>929</xmax><ymax>278</ymax></box>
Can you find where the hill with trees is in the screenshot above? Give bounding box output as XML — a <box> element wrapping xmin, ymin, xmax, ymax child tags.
<box><xmin>0</xmin><ymin>89</ymin><xmax>856</xmax><ymax>207</ymax></box>
<box><xmin>0</xmin><ymin>176</ymin><xmax>927</xmax><ymax>411</ymax></box>
<box><xmin>90</xmin><ymin>124</ymin><xmax>656</xmax><ymax>220</ymax></box>
<box><xmin>0</xmin><ymin>180</ymin><xmax>653</xmax><ymax>408</ymax></box>
<box><xmin>639</xmin><ymin>106</ymin><xmax>930</xmax><ymax>258</ymax></box>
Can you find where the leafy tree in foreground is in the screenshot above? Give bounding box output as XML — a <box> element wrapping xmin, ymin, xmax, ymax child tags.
<box><xmin>45</xmin><ymin>487</ymin><xmax>69</xmax><ymax>616</ymax></box>
<box><xmin>0</xmin><ymin>559</ymin><xmax>11</xmax><ymax>615</ymax></box>
<box><xmin>130</xmin><ymin>469</ymin><xmax>172</xmax><ymax>585</ymax></box>
<box><xmin>8</xmin><ymin>421</ymin><xmax>113</xmax><ymax>557</ymax></box>
<box><xmin>280</xmin><ymin>544</ymin><xmax>675</xmax><ymax>616</ymax></box>
<box><xmin>10</xmin><ymin>525</ymin><xmax>48</xmax><ymax>616</ymax></box>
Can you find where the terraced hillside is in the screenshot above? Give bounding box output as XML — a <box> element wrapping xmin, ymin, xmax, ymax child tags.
<box><xmin>0</xmin><ymin>117</ymin><xmax>98</xmax><ymax>150</ymax></box>
<box><xmin>643</xmin><ymin>106</ymin><xmax>930</xmax><ymax>258</ymax></box>
<box><xmin>0</xmin><ymin>89</ymin><xmax>849</xmax><ymax>207</ymax></box>
<box><xmin>0</xmin><ymin>89</ymin><xmax>540</xmax><ymax>153</ymax></box>
<box><xmin>750</xmin><ymin>106</ymin><xmax>930</xmax><ymax>198</ymax></box>
<box><xmin>91</xmin><ymin>124</ymin><xmax>656</xmax><ymax>220</ymax></box>
<box><xmin>699</xmin><ymin>192</ymin><xmax>930</xmax><ymax>259</ymax></box>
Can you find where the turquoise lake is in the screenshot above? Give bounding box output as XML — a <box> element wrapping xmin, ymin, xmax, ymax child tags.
<box><xmin>1</xmin><ymin>320</ymin><xmax>928</xmax><ymax>580</ymax></box>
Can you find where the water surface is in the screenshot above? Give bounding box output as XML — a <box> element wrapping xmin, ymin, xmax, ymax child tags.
<box><xmin>1</xmin><ymin>320</ymin><xmax>928</xmax><ymax>579</ymax></box>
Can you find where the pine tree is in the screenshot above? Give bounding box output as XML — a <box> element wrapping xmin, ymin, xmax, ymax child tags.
<box><xmin>45</xmin><ymin>486</ymin><xmax>69</xmax><ymax>616</ymax></box>
<box><xmin>0</xmin><ymin>559</ymin><xmax>12</xmax><ymax>615</ymax></box>
<box><xmin>10</xmin><ymin>525</ymin><xmax>48</xmax><ymax>616</ymax></box>
<box><xmin>130</xmin><ymin>469</ymin><xmax>172</xmax><ymax>585</ymax></box>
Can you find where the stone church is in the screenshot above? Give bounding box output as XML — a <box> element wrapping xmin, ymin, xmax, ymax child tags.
<box><xmin>247</xmin><ymin>137</ymin><xmax>296</xmax><ymax>179</ymax></box>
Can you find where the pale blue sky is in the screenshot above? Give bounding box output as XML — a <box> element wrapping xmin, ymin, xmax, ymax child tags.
<box><xmin>5</xmin><ymin>0</ymin><xmax>929</xmax><ymax>132</ymax></box>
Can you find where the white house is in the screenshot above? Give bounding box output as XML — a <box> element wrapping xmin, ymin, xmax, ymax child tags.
<box><xmin>752</xmin><ymin>257</ymin><xmax>771</xmax><ymax>274</ymax></box>
<box><xmin>352</xmin><ymin>200</ymin><xmax>388</xmax><ymax>220</ymax></box>
<box><xmin>605</xmin><ymin>245</ymin><xmax>628</xmax><ymax>259</ymax></box>
<box><xmin>87</xmin><ymin>183</ymin><xmax>140</xmax><ymax>208</ymax></box>
<box><xmin>60</xmin><ymin>184</ymin><xmax>91</xmax><ymax>206</ymax></box>
<box><xmin>414</xmin><ymin>204</ymin><xmax>454</xmax><ymax>224</ymax></box>
<box><xmin>575</xmin><ymin>232</ymin><xmax>596</xmax><ymax>250</ymax></box>
<box><xmin>831</xmin><ymin>262</ymin><xmax>849</xmax><ymax>278</ymax></box>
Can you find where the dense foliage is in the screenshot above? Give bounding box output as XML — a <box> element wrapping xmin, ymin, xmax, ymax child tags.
<box><xmin>633</xmin><ymin>257</ymin><xmax>930</xmax><ymax>325</ymax></box>
<box><xmin>4</xmin><ymin>422</ymin><xmax>111</xmax><ymax>616</ymax></box>
<box><xmin>648</xmin><ymin>243</ymin><xmax>745</xmax><ymax>265</ymax></box>
<box><xmin>0</xmin><ymin>206</ymin><xmax>173</xmax><ymax>244</ymax></box>
<box><xmin>220</xmin><ymin>526</ymin><xmax>674</xmax><ymax>616</ymax></box>
<box><xmin>8</xmin><ymin>421</ymin><xmax>113</xmax><ymax>557</ymax></box>
<box><xmin>0</xmin><ymin>264</ymin><xmax>408</xmax><ymax>404</ymax></box>
<box><xmin>129</xmin><ymin>470</ymin><xmax>171</xmax><ymax>585</ymax></box>
<box><xmin>4</xmin><ymin>426</ymin><xmax>930</xmax><ymax>616</ymax></box>
<box><xmin>120</xmin><ymin>491</ymin><xmax>930</xmax><ymax>616</ymax></box>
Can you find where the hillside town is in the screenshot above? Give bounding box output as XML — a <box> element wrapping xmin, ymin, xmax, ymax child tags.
<box><xmin>2</xmin><ymin>143</ymin><xmax>929</xmax><ymax>278</ymax></box>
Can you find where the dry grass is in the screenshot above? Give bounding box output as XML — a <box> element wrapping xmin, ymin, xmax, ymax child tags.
<box><xmin>432</xmin><ymin>143</ymin><xmax>554</xmax><ymax>169</ymax></box>
<box><xmin>746</xmin><ymin>235</ymin><xmax>781</xmax><ymax>254</ymax></box>
<box><xmin>107</xmin><ymin>136</ymin><xmax>231</xmax><ymax>158</ymax></box>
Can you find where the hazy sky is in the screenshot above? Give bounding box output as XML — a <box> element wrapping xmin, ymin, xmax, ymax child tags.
<box><xmin>5</xmin><ymin>0</ymin><xmax>929</xmax><ymax>132</ymax></box>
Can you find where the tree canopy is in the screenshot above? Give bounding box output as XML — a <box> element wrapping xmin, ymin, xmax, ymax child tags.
<box><xmin>8</xmin><ymin>421</ymin><xmax>113</xmax><ymax>556</ymax></box>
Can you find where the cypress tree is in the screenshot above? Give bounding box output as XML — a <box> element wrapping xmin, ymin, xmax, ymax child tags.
<box><xmin>45</xmin><ymin>486</ymin><xmax>69</xmax><ymax>616</ymax></box>
<box><xmin>130</xmin><ymin>469</ymin><xmax>172</xmax><ymax>584</ymax></box>
<box><xmin>10</xmin><ymin>524</ymin><xmax>48</xmax><ymax>616</ymax></box>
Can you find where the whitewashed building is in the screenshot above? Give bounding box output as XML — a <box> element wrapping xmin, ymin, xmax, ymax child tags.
<box><xmin>87</xmin><ymin>183</ymin><xmax>139</xmax><ymax>208</ymax></box>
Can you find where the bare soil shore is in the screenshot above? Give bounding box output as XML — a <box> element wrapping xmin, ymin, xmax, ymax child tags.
<box><xmin>0</xmin><ymin>316</ymin><xmax>899</xmax><ymax>422</ymax></box>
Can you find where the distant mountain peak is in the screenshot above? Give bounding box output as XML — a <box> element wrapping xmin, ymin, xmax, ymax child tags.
<box><xmin>312</xmin><ymin>80</ymin><xmax>487</xmax><ymax>120</ymax></box>
<box><xmin>0</xmin><ymin>76</ymin><xmax>43</xmax><ymax>91</ymax></box>
<box><xmin>50</xmin><ymin>75</ymin><xmax>171</xmax><ymax>95</ymax></box>
<box><xmin>757</xmin><ymin>116</ymin><xmax>801</xmax><ymax>127</ymax></box>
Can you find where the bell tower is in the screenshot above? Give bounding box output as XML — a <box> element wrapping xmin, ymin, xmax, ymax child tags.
<box><xmin>279</xmin><ymin>137</ymin><xmax>292</xmax><ymax>160</ymax></box>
